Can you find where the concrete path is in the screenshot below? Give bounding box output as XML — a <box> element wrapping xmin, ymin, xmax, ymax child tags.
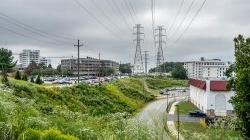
<box><xmin>167</xmin><ymin>101</ymin><xmax>185</xmax><ymax>140</ymax></box>
<box><xmin>135</xmin><ymin>94</ymin><xmax>187</xmax><ymax>140</ymax></box>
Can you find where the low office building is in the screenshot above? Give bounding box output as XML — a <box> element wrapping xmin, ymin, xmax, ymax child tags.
<box><xmin>40</xmin><ymin>57</ymin><xmax>51</xmax><ymax>67</ymax></box>
<box><xmin>189</xmin><ymin>79</ymin><xmax>234</xmax><ymax>116</ymax></box>
<box><xmin>61</xmin><ymin>57</ymin><xmax>119</xmax><ymax>76</ymax></box>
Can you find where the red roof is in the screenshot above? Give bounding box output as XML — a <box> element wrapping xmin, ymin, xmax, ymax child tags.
<box><xmin>189</xmin><ymin>79</ymin><xmax>206</xmax><ymax>90</ymax></box>
<box><xmin>210</xmin><ymin>81</ymin><xmax>228</xmax><ymax>91</ymax></box>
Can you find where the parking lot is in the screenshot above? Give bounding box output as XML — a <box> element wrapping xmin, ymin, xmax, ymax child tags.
<box><xmin>42</xmin><ymin>75</ymin><xmax>128</xmax><ymax>85</ymax></box>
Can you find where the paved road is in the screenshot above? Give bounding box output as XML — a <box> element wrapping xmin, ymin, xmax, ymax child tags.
<box><xmin>136</xmin><ymin>95</ymin><xmax>187</xmax><ymax>121</ymax></box>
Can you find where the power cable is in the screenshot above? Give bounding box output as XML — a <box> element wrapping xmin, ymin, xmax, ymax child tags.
<box><xmin>107</xmin><ymin>0</ymin><xmax>132</xmax><ymax>31</ymax></box>
<box><xmin>171</xmin><ymin>0</ymin><xmax>196</xmax><ymax>38</ymax></box>
<box><xmin>126</xmin><ymin>0</ymin><xmax>138</xmax><ymax>21</ymax></box>
<box><xmin>89</xmin><ymin>0</ymin><xmax>128</xmax><ymax>33</ymax></box>
<box><xmin>0</xmin><ymin>26</ymin><xmax>65</xmax><ymax>45</ymax></box>
<box><xmin>167</xmin><ymin>0</ymin><xmax>185</xmax><ymax>33</ymax></box>
<box><xmin>0</xmin><ymin>12</ymin><xmax>75</xmax><ymax>41</ymax></box>
<box><xmin>175</xmin><ymin>0</ymin><xmax>207</xmax><ymax>42</ymax></box>
<box><xmin>151</xmin><ymin>0</ymin><xmax>156</xmax><ymax>46</ymax></box>
<box><xmin>121</xmin><ymin>0</ymin><xmax>136</xmax><ymax>25</ymax></box>
<box><xmin>0</xmin><ymin>15</ymin><xmax>72</xmax><ymax>45</ymax></box>
<box><xmin>73</xmin><ymin>0</ymin><xmax>118</xmax><ymax>37</ymax></box>
<box><xmin>110</xmin><ymin>0</ymin><xmax>133</xmax><ymax>30</ymax></box>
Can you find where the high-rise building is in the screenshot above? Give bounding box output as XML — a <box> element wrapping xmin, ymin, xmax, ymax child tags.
<box><xmin>184</xmin><ymin>57</ymin><xmax>231</xmax><ymax>79</ymax></box>
<box><xmin>19</xmin><ymin>50</ymin><xmax>40</xmax><ymax>68</ymax></box>
<box><xmin>61</xmin><ymin>57</ymin><xmax>119</xmax><ymax>76</ymax></box>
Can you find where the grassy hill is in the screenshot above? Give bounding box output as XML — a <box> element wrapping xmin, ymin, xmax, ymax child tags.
<box><xmin>0</xmin><ymin>77</ymin><xmax>186</xmax><ymax>140</ymax></box>
<box><xmin>145</xmin><ymin>76</ymin><xmax>188</xmax><ymax>90</ymax></box>
<box><xmin>0</xmin><ymin>77</ymin><xmax>155</xmax><ymax>139</ymax></box>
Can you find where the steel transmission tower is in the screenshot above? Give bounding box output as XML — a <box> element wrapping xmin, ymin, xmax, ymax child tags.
<box><xmin>133</xmin><ymin>24</ymin><xmax>144</xmax><ymax>74</ymax></box>
<box><xmin>155</xmin><ymin>26</ymin><xmax>166</xmax><ymax>73</ymax></box>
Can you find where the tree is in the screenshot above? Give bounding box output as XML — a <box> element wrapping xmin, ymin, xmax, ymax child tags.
<box><xmin>171</xmin><ymin>64</ymin><xmax>188</xmax><ymax>79</ymax></box>
<box><xmin>119</xmin><ymin>63</ymin><xmax>132</xmax><ymax>74</ymax></box>
<box><xmin>0</xmin><ymin>48</ymin><xmax>16</xmax><ymax>85</ymax></box>
<box><xmin>15</xmin><ymin>70</ymin><xmax>21</xmax><ymax>80</ymax></box>
<box><xmin>24</xmin><ymin>61</ymin><xmax>38</xmax><ymax>76</ymax></box>
<box><xmin>22</xmin><ymin>74</ymin><xmax>28</xmax><ymax>81</ymax></box>
<box><xmin>48</xmin><ymin>64</ymin><xmax>52</xmax><ymax>69</ymax></box>
<box><xmin>149</xmin><ymin>62</ymin><xmax>184</xmax><ymax>73</ymax></box>
<box><xmin>30</xmin><ymin>76</ymin><xmax>35</xmax><ymax>83</ymax></box>
<box><xmin>35</xmin><ymin>75</ymin><xmax>43</xmax><ymax>84</ymax></box>
<box><xmin>227</xmin><ymin>35</ymin><xmax>250</xmax><ymax>138</ymax></box>
<box><xmin>98</xmin><ymin>62</ymin><xmax>115</xmax><ymax>76</ymax></box>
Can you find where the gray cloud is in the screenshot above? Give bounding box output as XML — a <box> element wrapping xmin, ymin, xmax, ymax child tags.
<box><xmin>0</xmin><ymin>0</ymin><xmax>249</xmax><ymax>68</ymax></box>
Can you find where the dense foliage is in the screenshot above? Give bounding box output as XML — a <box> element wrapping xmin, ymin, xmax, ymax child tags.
<box><xmin>171</xmin><ymin>64</ymin><xmax>188</xmax><ymax>80</ymax></box>
<box><xmin>226</xmin><ymin>35</ymin><xmax>250</xmax><ymax>138</ymax></box>
<box><xmin>24</xmin><ymin>62</ymin><xmax>72</xmax><ymax>77</ymax></box>
<box><xmin>98</xmin><ymin>62</ymin><xmax>115</xmax><ymax>76</ymax></box>
<box><xmin>0</xmin><ymin>77</ymin><xmax>156</xmax><ymax>139</ymax></box>
<box><xmin>149</xmin><ymin>62</ymin><xmax>184</xmax><ymax>73</ymax></box>
<box><xmin>0</xmin><ymin>48</ymin><xmax>16</xmax><ymax>85</ymax></box>
<box><xmin>119</xmin><ymin>63</ymin><xmax>132</xmax><ymax>74</ymax></box>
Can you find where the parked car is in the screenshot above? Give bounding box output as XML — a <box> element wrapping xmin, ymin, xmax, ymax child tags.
<box><xmin>189</xmin><ymin>111</ymin><xmax>207</xmax><ymax>117</ymax></box>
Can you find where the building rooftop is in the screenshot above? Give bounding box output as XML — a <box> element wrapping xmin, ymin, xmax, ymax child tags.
<box><xmin>189</xmin><ymin>79</ymin><xmax>229</xmax><ymax>91</ymax></box>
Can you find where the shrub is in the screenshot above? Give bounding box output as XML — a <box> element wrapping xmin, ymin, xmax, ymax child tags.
<box><xmin>30</xmin><ymin>77</ymin><xmax>34</xmax><ymax>83</ymax></box>
<box><xmin>35</xmin><ymin>75</ymin><xmax>43</xmax><ymax>85</ymax></box>
<box><xmin>18</xmin><ymin>128</ymin><xmax>78</xmax><ymax>140</ymax></box>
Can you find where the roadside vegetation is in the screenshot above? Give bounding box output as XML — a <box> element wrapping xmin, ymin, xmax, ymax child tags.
<box><xmin>0</xmin><ymin>75</ymin><xmax>187</xmax><ymax>140</ymax></box>
<box><xmin>174</xmin><ymin>101</ymin><xmax>242</xmax><ymax>140</ymax></box>
<box><xmin>145</xmin><ymin>76</ymin><xmax>188</xmax><ymax>90</ymax></box>
<box><xmin>177</xmin><ymin>101</ymin><xmax>199</xmax><ymax>115</ymax></box>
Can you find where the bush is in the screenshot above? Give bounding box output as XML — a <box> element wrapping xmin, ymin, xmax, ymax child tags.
<box><xmin>18</xmin><ymin>129</ymin><xmax>78</xmax><ymax>140</ymax></box>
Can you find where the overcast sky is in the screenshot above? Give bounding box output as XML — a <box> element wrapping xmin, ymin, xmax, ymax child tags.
<box><xmin>0</xmin><ymin>0</ymin><xmax>250</xmax><ymax>68</ymax></box>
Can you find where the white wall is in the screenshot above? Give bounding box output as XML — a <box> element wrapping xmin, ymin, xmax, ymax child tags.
<box><xmin>190</xmin><ymin>80</ymin><xmax>234</xmax><ymax>116</ymax></box>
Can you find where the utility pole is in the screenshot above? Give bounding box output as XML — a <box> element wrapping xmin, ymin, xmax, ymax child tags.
<box><xmin>176</xmin><ymin>104</ymin><xmax>180</xmax><ymax>140</ymax></box>
<box><xmin>119</xmin><ymin>61</ymin><xmax>122</xmax><ymax>79</ymax></box>
<box><xmin>98</xmin><ymin>53</ymin><xmax>101</xmax><ymax>85</ymax></box>
<box><xmin>155</xmin><ymin>26</ymin><xmax>166</xmax><ymax>74</ymax></box>
<box><xmin>133</xmin><ymin>24</ymin><xmax>144</xmax><ymax>74</ymax></box>
<box><xmin>74</xmin><ymin>40</ymin><xmax>83</xmax><ymax>84</ymax></box>
<box><xmin>143</xmin><ymin>51</ymin><xmax>149</xmax><ymax>74</ymax></box>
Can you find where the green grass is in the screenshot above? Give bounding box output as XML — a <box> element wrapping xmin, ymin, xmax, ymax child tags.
<box><xmin>177</xmin><ymin>101</ymin><xmax>200</xmax><ymax>115</ymax></box>
<box><xmin>145</xmin><ymin>77</ymin><xmax>188</xmax><ymax>90</ymax></box>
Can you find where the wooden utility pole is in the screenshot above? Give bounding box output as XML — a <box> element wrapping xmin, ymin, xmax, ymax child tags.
<box><xmin>98</xmin><ymin>53</ymin><xmax>101</xmax><ymax>85</ymax></box>
<box><xmin>74</xmin><ymin>40</ymin><xmax>83</xmax><ymax>84</ymax></box>
<box><xmin>176</xmin><ymin>104</ymin><xmax>180</xmax><ymax>140</ymax></box>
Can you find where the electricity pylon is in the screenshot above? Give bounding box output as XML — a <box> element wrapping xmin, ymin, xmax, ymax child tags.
<box><xmin>133</xmin><ymin>24</ymin><xmax>144</xmax><ymax>74</ymax></box>
<box><xmin>155</xmin><ymin>26</ymin><xmax>166</xmax><ymax>74</ymax></box>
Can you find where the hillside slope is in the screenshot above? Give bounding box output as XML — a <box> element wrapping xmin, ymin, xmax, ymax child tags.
<box><xmin>0</xmin><ymin>77</ymin><xmax>154</xmax><ymax>139</ymax></box>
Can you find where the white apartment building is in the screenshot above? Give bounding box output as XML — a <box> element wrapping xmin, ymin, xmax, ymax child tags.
<box><xmin>19</xmin><ymin>50</ymin><xmax>40</xmax><ymax>68</ymax></box>
<box><xmin>184</xmin><ymin>57</ymin><xmax>231</xmax><ymax>79</ymax></box>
